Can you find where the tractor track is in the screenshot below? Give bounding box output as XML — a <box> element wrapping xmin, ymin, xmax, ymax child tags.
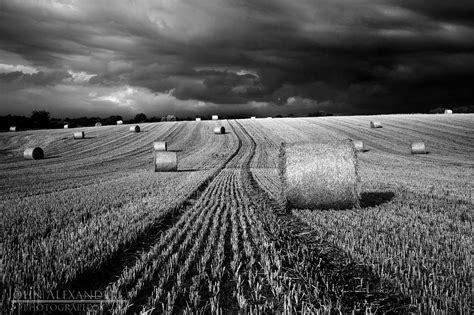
<box><xmin>60</xmin><ymin>120</ymin><xmax>243</xmax><ymax>293</ymax></box>
<box><xmin>234</xmin><ymin>119</ymin><xmax>414</xmax><ymax>313</ymax></box>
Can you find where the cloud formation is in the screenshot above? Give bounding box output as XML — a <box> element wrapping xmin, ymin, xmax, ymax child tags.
<box><xmin>0</xmin><ymin>0</ymin><xmax>473</xmax><ymax>117</ymax></box>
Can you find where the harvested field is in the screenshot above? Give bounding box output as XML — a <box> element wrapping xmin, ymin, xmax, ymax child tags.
<box><xmin>1</xmin><ymin>114</ymin><xmax>472</xmax><ymax>314</ymax></box>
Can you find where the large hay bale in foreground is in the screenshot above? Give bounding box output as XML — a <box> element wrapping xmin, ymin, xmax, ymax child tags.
<box><xmin>213</xmin><ymin>126</ymin><xmax>225</xmax><ymax>134</ymax></box>
<box><xmin>130</xmin><ymin>125</ymin><xmax>140</xmax><ymax>132</ymax></box>
<box><xmin>153</xmin><ymin>141</ymin><xmax>167</xmax><ymax>151</ymax></box>
<box><xmin>24</xmin><ymin>147</ymin><xmax>44</xmax><ymax>160</ymax></box>
<box><xmin>195</xmin><ymin>117</ymin><xmax>201</xmax><ymax>121</ymax></box>
<box><xmin>352</xmin><ymin>140</ymin><xmax>364</xmax><ymax>151</ymax></box>
<box><xmin>9</xmin><ymin>126</ymin><xmax>16</xmax><ymax>132</ymax></box>
<box><xmin>73</xmin><ymin>131</ymin><xmax>85</xmax><ymax>139</ymax></box>
<box><xmin>444</xmin><ymin>109</ymin><xmax>453</xmax><ymax>114</ymax></box>
<box><xmin>370</xmin><ymin>121</ymin><xmax>382</xmax><ymax>128</ymax></box>
<box><xmin>280</xmin><ymin>141</ymin><xmax>360</xmax><ymax>210</ymax></box>
<box><xmin>154</xmin><ymin>151</ymin><xmax>177</xmax><ymax>172</ymax></box>
<box><xmin>212</xmin><ymin>115</ymin><xmax>218</xmax><ymax>120</ymax></box>
<box><xmin>411</xmin><ymin>141</ymin><xmax>427</xmax><ymax>154</ymax></box>
<box><xmin>116</xmin><ymin>120</ymin><xmax>123</xmax><ymax>125</ymax></box>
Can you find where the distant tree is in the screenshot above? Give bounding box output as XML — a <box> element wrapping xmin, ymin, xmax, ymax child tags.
<box><xmin>104</xmin><ymin>115</ymin><xmax>123</xmax><ymax>125</ymax></box>
<box><xmin>308</xmin><ymin>111</ymin><xmax>332</xmax><ymax>117</ymax></box>
<box><xmin>31</xmin><ymin>110</ymin><xmax>50</xmax><ymax>128</ymax></box>
<box><xmin>134</xmin><ymin>113</ymin><xmax>147</xmax><ymax>123</ymax></box>
<box><xmin>428</xmin><ymin>107</ymin><xmax>445</xmax><ymax>114</ymax></box>
<box><xmin>288</xmin><ymin>113</ymin><xmax>295</xmax><ymax>117</ymax></box>
<box><xmin>161</xmin><ymin>115</ymin><xmax>176</xmax><ymax>122</ymax></box>
<box><xmin>276</xmin><ymin>114</ymin><xmax>283</xmax><ymax>118</ymax></box>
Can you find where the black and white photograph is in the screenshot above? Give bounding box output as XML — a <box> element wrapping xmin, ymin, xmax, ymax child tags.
<box><xmin>0</xmin><ymin>0</ymin><xmax>473</xmax><ymax>314</ymax></box>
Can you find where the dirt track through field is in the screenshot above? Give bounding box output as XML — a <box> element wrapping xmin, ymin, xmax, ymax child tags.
<box><xmin>58</xmin><ymin>123</ymin><xmax>243</xmax><ymax>295</ymax></box>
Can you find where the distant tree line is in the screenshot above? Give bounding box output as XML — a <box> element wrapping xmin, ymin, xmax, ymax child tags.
<box><xmin>428</xmin><ymin>105</ymin><xmax>474</xmax><ymax>114</ymax></box>
<box><xmin>0</xmin><ymin>112</ymin><xmax>198</xmax><ymax>132</ymax></box>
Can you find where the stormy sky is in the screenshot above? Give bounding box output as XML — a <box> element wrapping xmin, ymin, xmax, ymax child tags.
<box><xmin>1</xmin><ymin>0</ymin><xmax>473</xmax><ymax>118</ymax></box>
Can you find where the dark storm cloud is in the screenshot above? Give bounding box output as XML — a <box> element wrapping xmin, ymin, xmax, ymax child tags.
<box><xmin>0</xmin><ymin>0</ymin><xmax>473</xmax><ymax>116</ymax></box>
<box><xmin>0</xmin><ymin>70</ymin><xmax>70</xmax><ymax>84</ymax></box>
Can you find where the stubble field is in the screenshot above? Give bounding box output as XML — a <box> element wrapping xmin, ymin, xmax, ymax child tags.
<box><xmin>0</xmin><ymin>114</ymin><xmax>472</xmax><ymax>314</ymax></box>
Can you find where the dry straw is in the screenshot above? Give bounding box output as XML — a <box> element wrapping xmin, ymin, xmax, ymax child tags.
<box><xmin>370</xmin><ymin>121</ymin><xmax>382</xmax><ymax>128</ymax></box>
<box><xmin>153</xmin><ymin>141</ymin><xmax>167</xmax><ymax>151</ymax></box>
<box><xmin>444</xmin><ymin>109</ymin><xmax>453</xmax><ymax>114</ymax></box>
<box><xmin>64</xmin><ymin>124</ymin><xmax>69</xmax><ymax>129</ymax></box>
<box><xmin>251</xmin><ymin>116</ymin><xmax>256</xmax><ymax>119</ymax></box>
<box><xmin>279</xmin><ymin>140</ymin><xmax>360</xmax><ymax>210</ymax></box>
<box><xmin>24</xmin><ymin>147</ymin><xmax>44</xmax><ymax>160</ymax></box>
<box><xmin>195</xmin><ymin>118</ymin><xmax>201</xmax><ymax>121</ymax></box>
<box><xmin>130</xmin><ymin>125</ymin><xmax>140</xmax><ymax>132</ymax></box>
<box><xmin>73</xmin><ymin>131</ymin><xmax>85</xmax><ymax>139</ymax></box>
<box><xmin>411</xmin><ymin>141</ymin><xmax>427</xmax><ymax>154</ymax></box>
<box><xmin>154</xmin><ymin>151</ymin><xmax>178</xmax><ymax>172</ymax></box>
<box><xmin>9</xmin><ymin>126</ymin><xmax>16</xmax><ymax>132</ymax></box>
<box><xmin>95</xmin><ymin>122</ymin><xmax>102</xmax><ymax>126</ymax></box>
<box><xmin>212</xmin><ymin>115</ymin><xmax>218</xmax><ymax>120</ymax></box>
<box><xmin>213</xmin><ymin>126</ymin><xmax>225</xmax><ymax>134</ymax></box>
<box><xmin>352</xmin><ymin>140</ymin><xmax>364</xmax><ymax>151</ymax></box>
<box><xmin>116</xmin><ymin>120</ymin><xmax>123</xmax><ymax>125</ymax></box>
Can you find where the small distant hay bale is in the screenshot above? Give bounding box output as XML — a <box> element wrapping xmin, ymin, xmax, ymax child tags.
<box><xmin>411</xmin><ymin>141</ymin><xmax>427</xmax><ymax>154</ymax></box>
<box><xmin>444</xmin><ymin>109</ymin><xmax>453</xmax><ymax>114</ymax></box>
<box><xmin>370</xmin><ymin>121</ymin><xmax>382</xmax><ymax>128</ymax></box>
<box><xmin>130</xmin><ymin>125</ymin><xmax>140</xmax><ymax>132</ymax></box>
<box><xmin>280</xmin><ymin>140</ymin><xmax>360</xmax><ymax>210</ymax></box>
<box><xmin>116</xmin><ymin>120</ymin><xmax>123</xmax><ymax>125</ymax></box>
<box><xmin>352</xmin><ymin>140</ymin><xmax>364</xmax><ymax>151</ymax></box>
<box><xmin>73</xmin><ymin>131</ymin><xmax>85</xmax><ymax>139</ymax></box>
<box><xmin>251</xmin><ymin>116</ymin><xmax>256</xmax><ymax>119</ymax></box>
<box><xmin>154</xmin><ymin>151</ymin><xmax>178</xmax><ymax>172</ymax></box>
<box><xmin>64</xmin><ymin>124</ymin><xmax>69</xmax><ymax>129</ymax></box>
<box><xmin>23</xmin><ymin>147</ymin><xmax>44</xmax><ymax>160</ymax></box>
<box><xmin>195</xmin><ymin>117</ymin><xmax>201</xmax><ymax>121</ymax></box>
<box><xmin>266</xmin><ymin>117</ymin><xmax>272</xmax><ymax>119</ymax></box>
<box><xmin>9</xmin><ymin>126</ymin><xmax>16</xmax><ymax>132</ymax></box>
<box><xmin>212</xmin><ymin>115</ymin><xmax>218</xmax><ymax>120</ymax></box>
<box><xmin>213</xmin><ymin>126</ymin><xmax>225</xmax><ymax>134</ymax></box>
<box><xmin>95</xmin><ymin>122</ymin><xmax>102</xmax><ymax>127</ymax></box>
<box><xmin>153</xmin><ymin>141</ymin><xmax>167</xmax><ymax>151</ymax></box>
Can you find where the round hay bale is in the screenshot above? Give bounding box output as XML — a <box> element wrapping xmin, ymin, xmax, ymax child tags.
<box><xmin>444</xmin><ymin>109</ymin><xmax>453</xmax><ymax>114</ymax></box>
<box><xmin>95</xmin><ymin>122</ymin><xmax>102</xmax><ymax>127</ymax></box>
<box><xmin>64</xmin><ymin>124</ymin><xmax>69</xmax><ymax>129</ymax></box>
<box><xmin>9</xmin><ymin>126</ymin><xmax>16</xmax><ymax>132</ymax></box>
<box><xmin>116</xmin><ymin>120</ymin><xmax>123</xmax><ymax>125</ymax></box>
<box><xmin>212</xmin><ymin>115</ymin><xmax>219</xmax><ymax>120</ymax></box>
<box><xmin>154</xmin><ymin>151</ymin><xmax>178</xmax><ymax>172</ymax></box>
<box><xmin>23</xmin><ymin>147</ymin><xmax>44</xmax><ymax>160</ymax></box>
<box><xmin>411</xmin><ymin>141</ymin><xmax>427</xmax><ymax>154</ymax></box>
<box><xmin>153</xmin><ymin>141</ymin><xmax>167</xmax><ymax>151</ymax></box>
<box><xmin>352</xmin><ymin>140</ymin><xmax>364</xmax><ymax>151</ymax></box>
<box><xmin>130</xmin><ymin>125</ymin><xmax>140</xmax><ymax>132</ymax></box>
<box><xmin>370</xmin><ymin>121</ymin><xmax>382</xmax><ymax>128</ymax></box>
<box><xmin>73</xmin><ymin>131</ymin><xmax>85</xmax><ymax>139</ymax></box>
<box><xmin>251</xmin><ymin>116</ymin><xmax>256</xmax><ymax>119</ymax></box>
<box><xmin>280</xmin><ymin>140</ymin><xmax>360</xmax><ymax>210</ymax></box>
<box><xmin>195</xmin><ymin>117</ymin><xmax>201</xmax><ymax>121</ymax></box>
<box><xmin>213</xmin><ymin>126</ymin><xmax>225</xmax><ymax>134</ymax></box>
